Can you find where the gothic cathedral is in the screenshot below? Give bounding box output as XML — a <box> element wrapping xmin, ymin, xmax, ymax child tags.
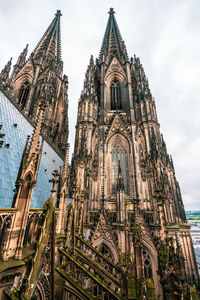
<box><xmin>0</xmin><ymin>8</ymin><xmax>199</xmax><ymax>300</ymax></box>
<box><xmin>67</xmin><ymin>8</ymin><xmax>199</xmax><ymax>299</ymax></box>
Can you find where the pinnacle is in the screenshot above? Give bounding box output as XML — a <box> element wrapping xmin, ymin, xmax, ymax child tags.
<box><xmin>27</xmin><ymin>92</ymin><xmax>46</xmax><ymax>159</ymax></box>
<box><xmin>108</xmin><ymin>7</ymin><xmax>115</xmax><ymax>15</ymax></box>
<box><xmin>89</xmin><ymin>55</ymin><xmax>94</xmax><ymax>67</ymax></box>
<box><xmin>31</xmin><ymin>11</ymin><xmax>62</xmax><ymax>62</ymax></box>
<box><xmin>55</xmin><ymin>10</ymin><xmax>62</xmax><ymax>17</ymax></box>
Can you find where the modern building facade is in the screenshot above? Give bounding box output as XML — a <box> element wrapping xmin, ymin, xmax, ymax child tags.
<box><xmin>0</xmin><ymin>8</ymin><xmax>199</xmax><ymax>300</ymax></box>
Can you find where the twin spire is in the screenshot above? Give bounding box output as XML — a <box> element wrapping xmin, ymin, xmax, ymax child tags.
<box><xmin>99</xmin><ymin>8</ymin><xmax>128</xmax><ymax>62</ymax></box>
<box><xmin>31</xmin><ymin>10</ymin><xmax>62</xmax><ymax>61</ymax></box>
<box><xmin>34</xmin><ymin>8</ymin><xmax>126</xmax><ymax>64</ymax></box>
<box><xmin>1</xmin><ymin>8</ymin><xmax>126</xmax><ymax>82</ymax></box>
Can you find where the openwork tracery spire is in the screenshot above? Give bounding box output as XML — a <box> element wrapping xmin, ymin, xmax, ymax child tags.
<box><xmin>99</xmin><ymin>8</ymin><xmax>128</xmax><ymax>62</ymax></box>
<box><xmin>32</xmin><ymin>10</ymin><xmax>62</xmax><ymax>61</ymax></box>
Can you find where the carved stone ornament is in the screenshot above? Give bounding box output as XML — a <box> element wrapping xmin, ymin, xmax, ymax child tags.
<box><xmin>33</xmin><ymin>272</ymin><xmax>51</xmax><ymax>300</ymax></box>
<box><xmin>93</xmin><ymin>214</ymin><xmax>112</xmax><ymax>241</ymax></box>
<box><xmin>106</xmin><ymin>114</ymin><xmax>131</xmax><ymax>142</ymax></box>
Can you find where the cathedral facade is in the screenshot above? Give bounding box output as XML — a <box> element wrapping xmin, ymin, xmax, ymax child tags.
<box><xmin>0</xmin><ymin>8</ymin><xmax>199</xmax><ymax>300</ymax></box>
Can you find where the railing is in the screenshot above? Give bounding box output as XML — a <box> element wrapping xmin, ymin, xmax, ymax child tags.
<box><xmin>0</xmin><ymin>208</ymin><xmax>46</xmax><ymax>254</ymax></box>
<box><xmin>0</xmin><ymin>208</ymin><xmax>18</xmax><ymax>250</ymax></box>
<box><xmin>23</xmin><ymin>209</ymin><xmax>45</xmax><ymax>247</ymax></box>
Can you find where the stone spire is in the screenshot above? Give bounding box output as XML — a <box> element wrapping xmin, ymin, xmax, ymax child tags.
<box><xmin>4</xmin><ymin>11</ymin><xmax>68</xmax><ymax>155</ymax></box>
<box><xmin>16</xmin><ymin>44</ymin><xmax>28</xmax><ymax>67</ymax></box>
<box><xmin>99</xmin><ymin>8</ymin><xmax>128</xmax><ymax>62</ymax></box>
<box><xmin>31</xmin><ymin>10</ymin><xmax>62</xmax><ymax>62</ymax></box>
<box><xmin>6</xmin><ymin>90</ymin><xmax>46</xmax><ymax>260</ymax></box>
<box><xmin>0</xmin><ymin>57</ymin><xmax>12</xmax><ymax>86</ymax></box>
<box><xmin>80</xmin><ymin>55</ymin><xmax>97</xmax><ymax>102</ymax></box>
<box><xmin>27</xmin><ymin>97</ymin><xmax>45</xmax><ymax>160</ymax></box>
<box><xmin>12</xmin><ymin>84</ymin><xmax>47</xmax><ymax>209</ymax></box>
<box><xmin>9</xmin><ymin>45</ymin><xmax>28</xmax><ymax>82</ymax></box>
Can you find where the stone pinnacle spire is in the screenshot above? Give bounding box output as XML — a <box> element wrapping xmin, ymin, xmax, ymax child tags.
<box><xmin>16</xmin><ymin>44</ymin><xmax>28</xmax><ymax>67</ymax></box>
<box><xmin>31</xmin><ymin>10</ymin><xmax>62</xmax><ymax>61</ymax></box>
<box><xmin>99</xmin><ymin>8</ymin><xmax>128</xmax><ymax>62</ymax></box>
<box><xmin>27</xmin><ymin>96</ymin><xmax>45</xmax><ymax>159</ymax></box>
<box><xmin>0</xmin><ymin>57</ymin><xmax>12</xmax><ymax>86</ymax></box>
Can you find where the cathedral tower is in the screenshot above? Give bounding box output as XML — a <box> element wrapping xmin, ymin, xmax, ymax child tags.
<box><xmin>0</xmin><ymin>10</ymin><xmax>68</xmax><ymax>153</ymax></box>
<box><xmin>62</xmin><ymin>8</ymin><xmax>199</xmax><ymax>299</ymax></box>
<box><xmin>0</xmin><ymin>11</ymin><xmax>69</xmax><ymax>299</ymax></box>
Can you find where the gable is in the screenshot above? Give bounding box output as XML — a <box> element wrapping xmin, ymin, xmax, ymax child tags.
<box><xmin>105</xmin><ymin>113</ymin><xmax>131</xmax><ymax>144</ymax></box>
<box><xmin>92</xmin><ymin>213</ymin><xmax>119</xmax><ymax>263</ymax></box>
<box><xmin>105</xmin><ymin>57</ymin><xmax>126</xmax><ymax>81</ymax></box>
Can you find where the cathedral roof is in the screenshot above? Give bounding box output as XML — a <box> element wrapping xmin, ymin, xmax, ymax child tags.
<box><xmin>31</xmin><ymin>10</ymin><xmax>62</xmax><ymax>62</ymax></box>
<box><xmin>99</xmin><ymin>8</ymin><xmax>128</xmax><ymax>62</ymax></box>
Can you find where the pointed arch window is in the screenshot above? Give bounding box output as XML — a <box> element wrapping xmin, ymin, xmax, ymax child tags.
<box><xmin>18</xmin><ymin>81</ymin><xmax>30</xmax><ymax>109</ymax></box>
<box><xmin>111</xmin><ymin>139</ymin><xmax>128</xmax><ymax>194</ymax></box>
<box><xmin>143</xmin><ymin>249</ymin><xmax>152</xmax><ymax>278</ymax></box>
<box><xmin>110</xmin><ymin>79</ymin><xmax>122</xmax><ymax>110</ymax></box>
<box><xmin>99</xmin><ymin>243</ymin><xmax>114</xmax><ymax>260</ymax></box>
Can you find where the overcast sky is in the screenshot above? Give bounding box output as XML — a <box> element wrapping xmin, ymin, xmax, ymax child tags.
<box><xmin>0</xmin><ymin>0</ymin><xmax>200</xmax><ymax>210</ymax></box>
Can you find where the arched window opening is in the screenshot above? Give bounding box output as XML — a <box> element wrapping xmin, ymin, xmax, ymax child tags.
<box><xmin>19</xmin><ymin>174</ymin><xmax>32</xmax><ymax>207</ymax></box>
<box><xmin>18</xmin><ymin>81</ymin><xmax>30</xmax><ymax>109</ymax></box>
<box><xmin>99</xmin><ymin>243</ymin><xmax>114</xmax><ymax>260</ymax></box>
<box><xmin>143</xmin><ymin>249</ymin><xmax>152</xmax><ymax>278</ymax></box>
<box><xmin>110</xmin><ymin>79</ymin><xmax>122</xmax><ymax>110</ymax></box>
<box><xmin>111</xmin><ymin>139</ymin><xmax>128</xmax><ymax>194</ymax></box>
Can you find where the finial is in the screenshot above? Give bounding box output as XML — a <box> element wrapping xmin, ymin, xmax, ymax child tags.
<box><xmin>49</xmin><ymin>170</ymin><xmax>59</xmax><ymax>193</ymax></box>
<box><xmin>55</xmin><ymin>10</ymin><xmax>62</xmax><ymax>17</ymax></box>
<box><xmin>90</xmin><ymin>55</ymin><xmax>94</xmax><ymax>65</ymax></box>
<box><xmin>0</xmin><ymin>57</ymin><xmax>12</xmax><ymax>85</ymax></box>
<box><xmin>63</xmin><ymin>74</ymin><xmax>68</xmax><ymax>85</ymax></box>
<box><xmin>109</xmin><ymin>8</ymin><xmax>115</xmax><ymax>14</ymax></box>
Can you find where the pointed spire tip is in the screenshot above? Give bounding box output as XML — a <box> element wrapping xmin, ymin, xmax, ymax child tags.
<box><xmin>109</xmin><ymin>8</ymin><xmax>115</xmax><ymax>14</ymax></box>
<box><xmin>56</xmin><ymin>10</ymin><xmax>62</xmax><ymax>17</ymax></box>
